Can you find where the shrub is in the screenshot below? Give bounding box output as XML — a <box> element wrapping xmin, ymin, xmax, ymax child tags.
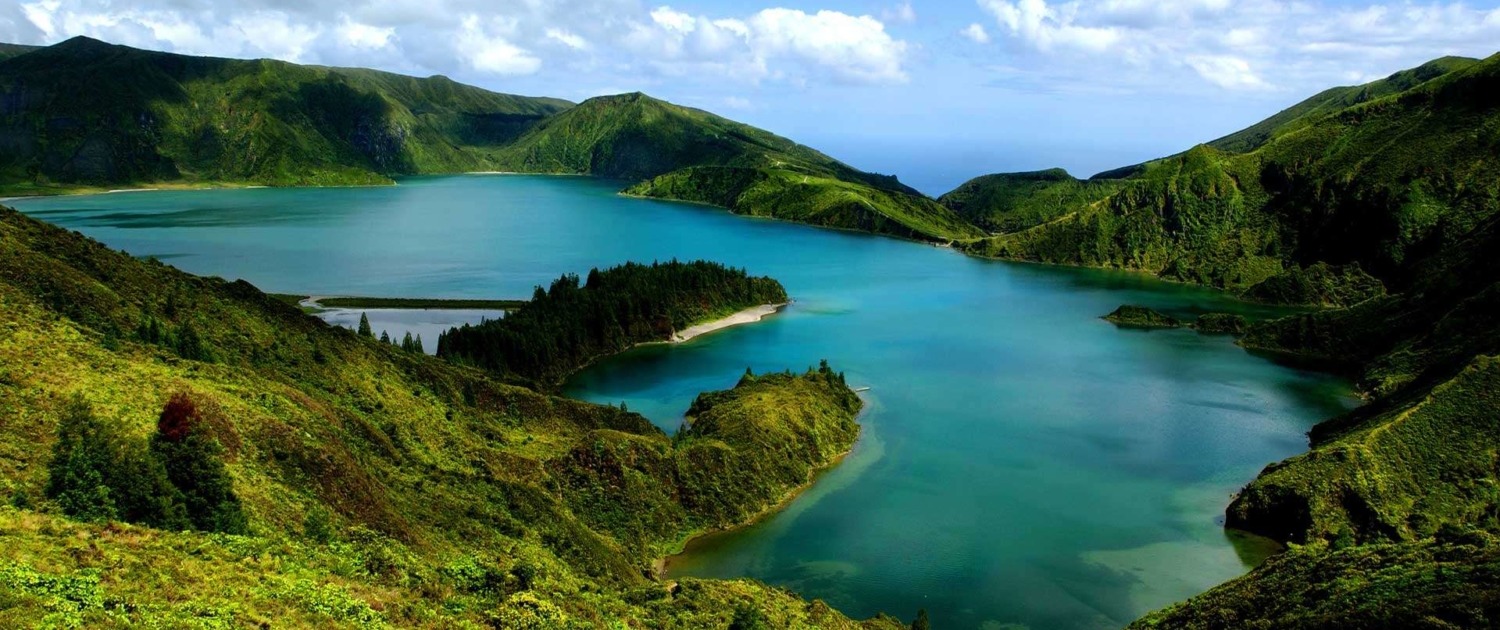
<box><xmin>150</xmin><ymin>393</ymin><xmax>248</xmax><ymax>534</ymax></box>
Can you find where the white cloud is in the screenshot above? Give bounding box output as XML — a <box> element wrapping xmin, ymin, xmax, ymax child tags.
<box><xmin>976</xmin><ymin>0</ymin><xmax>1500</xmax><ymax>93</ymax></box>
<box><xmin>545</xmin><ymin>28</ymin><xmax>587</xmax><ymax>50</ymax></box>
<box><xmin>883</xmin><ymin>1</ymin><xmax>917</xmax><ymax>24</ymax></box>
<box><xmin>457</xmin><ymin>15</ymin><xmax>540</xmax><ymax>75</ymax></box>
<box><xmin>338</xmin><ymin>18</ymin><xmax>393</xmax><ymax>50</ymax></box>
<box><xmin>962</xmin><ymin>22</ymin><xmax>990</xmax><ymax>44</ymax></box>
<box><xmin>7</xmin><ymin>0</ymin><xmax>909</xmax><ymax>88</ymax></box>
<box><xmin>1185</xmin><ymin>54</ymin><xmax>1269</xmax><ymax>90</ymax></box>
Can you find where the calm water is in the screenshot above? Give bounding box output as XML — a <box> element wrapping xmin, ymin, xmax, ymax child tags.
<box><xmin>10</xmin><ymin>176</ymin><xmax>1356</xmax><ymax>629</ymax></box>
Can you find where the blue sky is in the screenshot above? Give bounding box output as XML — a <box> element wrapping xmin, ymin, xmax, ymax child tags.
<box><xmin>4</xmin><ymin>0</ymin><xmax>1499</xmax><ymax>193</ymax></box>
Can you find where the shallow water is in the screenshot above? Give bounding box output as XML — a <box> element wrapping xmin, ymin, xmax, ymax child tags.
<box><xmin>11</xmin><ymin>175</ymin><xmax>1357</xmax><ymax>629</ymax></box>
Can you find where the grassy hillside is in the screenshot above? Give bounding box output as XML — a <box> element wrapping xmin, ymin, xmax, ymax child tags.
<box><xmin>0</xmin><ymin>205</ymin><xmax>905</xmax><ymax>628</ymax></box>
<box><xmin>957</xmin><ymin>53</ymin><xmax>1500</xmax><ymax>306</ymax></box>
<box><xmin>625</xmin><ymin>166</ymin><xmax>983</xmax><ymax>242</ymax></box>
<box><xmin>938</xmin><ymin>168</ymin><xmax>1119</xmax><ymax>233</ymax></box>
<box><xmin>0</xmin><ymin>38</ymin><xmax>976</xmax><ymax>242</ymax></box>
<box><xmin>0</xmin><ymin>37</ymin><xmax>570</xmax><ymax>194</ymax></box>
<box><xmin>497</xmin><ymin>92</ymin><xmax>980</xmax><ymax>242</ymax></box>
<box><xmin>1115</xmin><ymin>54</ymin><xmax>1500</xmax><ymax>628</ymax></box>
<box><xmin>0</xmin><ymin>43</ymin><xmax>39</xmax><ymax>62</ymax></box>
<box><xmin>1129</xmin><ymin>533</ymin><xmax>1500</xmax><ymax>630</ymax></box>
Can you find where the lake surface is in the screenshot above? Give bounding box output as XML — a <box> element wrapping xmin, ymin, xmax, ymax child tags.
<box><xmin>10</xmin><ymin>175</ymin><xmax>1357</xmax><ymax>630</ymax></box>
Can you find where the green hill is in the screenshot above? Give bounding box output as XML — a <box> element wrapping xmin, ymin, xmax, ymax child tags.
<box><xmin>0</xmin><ymin>43</ymin><xmax>39</xmax><ymax>62</ymax></box>
<box><xmin>0</xmin><ymin>204</ymin><xmax>906</xmax><ymax>628</ymax></box>
<box><xmin>0</xmin><ymin>38</ymin><xmax>975</xmax><ymax>242</ymax></box>
<box><xmin>0</xmin><ymin>36</ymin><xmax>571</xmax><ymax>193</ymax></box>
<box><xmin>938</xmin><ymin>168</ymin><xmax>1120</xmax><ymax>233</ymax></box>
<box><xmin>493</xmin><ymin>92</ymin><xmax>980</xmax><ymax>242</ymax></box>
<box><xmin>1011</xmin><ymin>54</ymin><xmax>1500</xmax><ymax>628</ymax></box>
<box><xmin>957</xmin><ymin>52</ymin><xmax>1500</xmax><ymax>306</ymax></box>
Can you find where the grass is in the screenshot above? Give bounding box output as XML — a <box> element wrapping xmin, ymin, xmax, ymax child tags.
<box><xmin>1129</xmin><ymin>532</ymin><xmax>1500</xmax><ymax>629</ymax></box>
<box><xmin>0</xmin><ymin>205</ymin><xmax>907</xmax><ymax>628</ymax></box>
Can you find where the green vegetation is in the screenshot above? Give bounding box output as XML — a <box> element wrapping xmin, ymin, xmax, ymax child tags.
<box><xmin>1100</xmin><ymin>53</ymin><xmax>1500</xmax><ymax>628</ymax></box>
<box><xmin>0</xmin><ymin>43</ymin><xmax>38</xmax><ymax>62</ymax></box>
<box><xmin>1102</xmin><ymin>305</ymin><xmax>1182</xmax><ymax>329</ymax></box>
<box><xmin>493</xmin><ymin>92</ymin><xmax>978</xmax><ymax>242</ymax></box>
<box><xmin>626</xmin><ymin>166</ymin><xmax>982</xmax><ymax>242</ymax></box>
<box><xmin>938</xmin><ymin>168</ymin><xmax>1119</xmax><ymax>233</ymax></box>
<box><xmin>0</xmin><ymin>39</ymin><xmax>974</xmax><ymax>243</ymax></box>
<box><xmin>0</xmin><ymin>205</ymin><xmax>903</xmax><ymax>628</ymax></box>
<box><xmin>0</xmin><ymin>36</ymin><xmax>570</xmax><ymax>193</ymax></box>
<box><xmin>1129</xmin><ymin>532</ymin><xmax>1500</xmax><ymax>630</ymax></box>
<box><xmin>956</xmin><ymin>53</ymin><xmax>1500</xmax><ymax>306</ymax></box>
<box><xmin>1191</xmin><ymin>313</ymin><xmax>1248</xmax><ymax>335</ymax></box>
<box><xmin>437</xmin><ymin>260</ymin><xmax>787</xmax><ymax>386</ymax></box>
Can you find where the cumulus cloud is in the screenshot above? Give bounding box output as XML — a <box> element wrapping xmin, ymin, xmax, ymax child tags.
<box><xmin>976</xmin><ymin>0</ymin><xmax>1500</xmax><ymax>93</ymax></box>
<box><xmin>962</xmin><ymin>22</ymin><xmax>990</xmax><ymax>44</ymax></box>
<box><xmin>5</xmin><ymin>1</ymin><xmax>910</xmax><ymax>87</ymax></box>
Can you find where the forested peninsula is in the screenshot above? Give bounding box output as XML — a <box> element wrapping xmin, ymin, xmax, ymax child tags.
<box><xmin>0</xmin><ymin>205</ymin><xmax>905</xmax><ymax>627</ymax></box>
<box><xmin>436</xmin><ymin>260</ymin><xmax>788</xmax><ymax>387</ymax></box>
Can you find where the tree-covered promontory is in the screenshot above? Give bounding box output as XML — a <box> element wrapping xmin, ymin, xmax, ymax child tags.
<box><xmin>437</xmin><ymin>260</ymin><xmax>787</xmax><ymax>385</ymax></box>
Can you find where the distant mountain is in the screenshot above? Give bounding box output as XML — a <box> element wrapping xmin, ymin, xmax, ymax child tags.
<box><xmin>0</xmin><ymin>36</ymin><xmax>570</xmax><ymax>191</ymax></box>
<box><xmin>487</xmin><ymin>91</ymin><xmax>979</xmax><ymax>241</ymax></box>
<box><xmin>0</xmin><ymin>43</ymin><xmax>39</xmax><ymax>62</ymax></box>
<box><xmin>0</xmin><ymin>37</ymin><xmax>974</xmax><ymax>242</ymax></box>
<box><xmin>938</xmin><ymin>168</ymin><xmax>1119</xmax><ymax>234</ymax></box>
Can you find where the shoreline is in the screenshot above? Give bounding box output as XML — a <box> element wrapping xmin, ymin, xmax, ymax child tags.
<box><xmin>670</xmin><ymin>303</ymin><xmax>787</xmax><ymax>343</ymax></box>
<box><xmin>653</xmin><ymin>398</ymin><xmax>870</xmax><ymax>578</ymax></box>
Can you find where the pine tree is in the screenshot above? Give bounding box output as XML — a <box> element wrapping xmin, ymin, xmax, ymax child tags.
<box><xmin>413</xmin><ymin>334</ymin><xmax>424</xmax><ymax>354</ymax></box>
<box><xmin>401</xmin><ymin>331</ymin><xmax>416</xmax><ymax>352</ymax></box>
<box><xmin>46</xmin><ymin>397</ymin><xmax>117</xmax><ymax>523</ymax></box>
<box><xmin>358</xmin><ymin>313</ymin><xmax>373</xmax><ymax>338</ymax></box>
<box><xmin>380</xmin><ymin>330</ymin><xmax>391</xmax><ymax>344</ymax></box>
<box><xmin>911</xmin><ymin>609</ymin><xmax>930</xmax><ymax>630</ymax></box>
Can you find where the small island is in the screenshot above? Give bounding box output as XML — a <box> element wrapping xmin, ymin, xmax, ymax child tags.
<box><xmin>1103</xmin><ymin>305</ymin><xmax>1183</xmax><ymax>329</ymax></box>
<box><xmin>436</xmin><ymin>260</ymin><xmax>788</xmax><ymax>386</ymax></box>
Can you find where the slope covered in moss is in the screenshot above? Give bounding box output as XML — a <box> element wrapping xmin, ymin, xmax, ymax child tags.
<box><xmin>0</xmin><ymin>36</ymin><xmax>571</xmax><ymax>193</ymax></box>
<box><xmin>956</xmin><ymin>53</ymin><xmax>1500</xmax><ymax>305</ymax></box>
<box><xmin>937</xmin><ymin>168</ymin><xmax>1119</xmax><ymax>234</ymax></box>
<box><xmin>0</xmin><ymin>205</ymin><xmax>903</xmax><ymax>628</ymax></box>
<box><xmin>625</xmin><ymin>166</ymin><xmax>983</xmax><ymax>242</ymax></box>
<box><xmin>1129</xmin><ymin>533</ymin><xmax>1500</xmax><ymax>630</ymax></box>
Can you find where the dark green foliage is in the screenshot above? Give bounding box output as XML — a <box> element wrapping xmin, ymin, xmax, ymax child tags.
<box><xmin>958</xmin><ymin>53</ymin><xmax>1500</xmax><ymax>302</ymax></box>
<box><xmin>149</xmin><ymin>393</ymin><xmax>247</xmax><ymax>534</ymax></box>
<box><xmin>0</xmin><ymin>206</ymin><xmax>898</xmax><ymax>628</ymax></box>
<box><xmin>911</xmin><ymin>608</ymin><xmax>931</xmax><ymax>630</ymax></box>
<box><xmin>45</xmin><ymin>396</ymin><xmax>189</xmax><ymax>529</ymax></box>
<box><xmin>1244</xmin><ymin>262</ymin><xmax>1385</xmax><ymax>307</ymax></box>
<box><xmin>626</xmin><ymin>166</ymin><xmax>983</xmax><ymax>243</ymax></box>
<box><xmin>549</xmin><ymin>364</ymin><xmax>862</xmax><ymax>560</ymax></box>
<box><xmin>437</xmin><ymin>260</ymin><xmax>787</xmax><ymax>385</ymax></box>
<box><xmin>939</xmin><ymin>168</ymin><xmax>1119</xmax><ymax>233</ymax></box>
<box><xmin>0</xmin><ymin>43</ymin><xmax>39</xmax><ymax>62</ymax></box>
<box><xmin>1102</xmin><ymin>305</ymin><xmax>1181</xmax><ymax>329</ymax></box>
<box><xmin>0</xmin><ymin>37</ymin><xmax>570</xmax><ymax>191</ymax></box>
<box><xmin>1129</xmin><ymin>536</ymin><xmax>1500</xmax><ymax>629</ymax></box>
<box><xmin>357</xmin><ymin>312</ymin><xmax>372</xmax><ymax>338</ymax></box>
<box><xmin>730</xmin><ymin>604</ymin><xmax>772</xmax><ymax>630</ymax></box>
<box><xmin>379</xmin><ymin>330</ymin><xmax>390</xmax><ymax>344</ymax></box>
<box><xmin>1191</xmin><ymin>313</ymin><xmax>1247</xmax><ymax>335</ymax></box>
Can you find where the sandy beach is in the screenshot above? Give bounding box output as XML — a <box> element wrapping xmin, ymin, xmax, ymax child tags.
<box><xmin>672</xmin><ymin>303</ymin><xmax>786</xmax><ymax>343</ymax></box>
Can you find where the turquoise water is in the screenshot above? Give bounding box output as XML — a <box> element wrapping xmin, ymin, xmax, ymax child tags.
<box><xmin>10</xmin><ymin>176</ymin><xmax>1356</xmax><ymax>629</ymax></box>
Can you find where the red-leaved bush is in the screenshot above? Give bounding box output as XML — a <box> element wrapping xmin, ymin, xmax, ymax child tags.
<box><xmin>157</xmin><ymin>392</ymin><xmax>201</xmax><ymax>443</ymax></box>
